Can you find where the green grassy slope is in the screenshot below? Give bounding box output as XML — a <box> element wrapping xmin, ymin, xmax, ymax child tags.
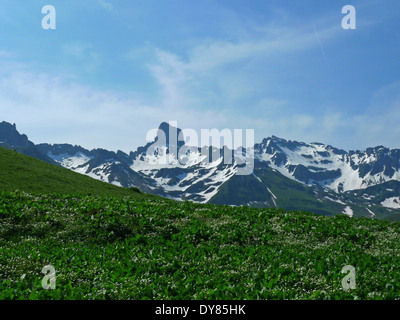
<box><xmin>1</xmin><ymin>146</ymin><xmax>400</xmax><ymax>300</ymax></box>
<box><xmin>0</xmin><ymin>146</ymin><xmax>153</xmax><ymax>199</ymax></box>
<box><xmin>210</xmin><ymin>167</ymin><xmax>335</xmax><ymax>215</ymax></box>
<box><xmin>210</xmin><ymin>166</ymin><xmax>347</xmax><ymax>217</ymax></box>
<box><xmin>209</xmin><ymin>166</ymin><xmax>400</xmax><ymax>221</ymax></box>
<box><xmin>1</xmin><ymin>191</ymin><xmax>400</xmax><ymax>299</ymax></box>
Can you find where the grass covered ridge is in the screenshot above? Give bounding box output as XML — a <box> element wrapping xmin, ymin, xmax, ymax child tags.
<box><xmin>0</xmin><ymin>146</ymin><xmax>151</xmax><ymax>199</ymax></box>
<box><xmin>1</xmin><ymin>191</ymin><xmax>400</xmax><ymax>300</ymax></box>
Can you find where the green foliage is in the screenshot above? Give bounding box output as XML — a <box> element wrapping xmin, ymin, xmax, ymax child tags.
<box><xmin>1</xmin><ymin>191</ymin><xmax>400</xmax><ymax>300</ymax></box>
<box><xmin>0</xmin><ymin>146</ymin><xmax>156</xmax><ymax>199</ymax></box>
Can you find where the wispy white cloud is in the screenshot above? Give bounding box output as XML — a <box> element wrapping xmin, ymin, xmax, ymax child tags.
<box><xmin>62</xmin><ymin>42</ymin><xmax>93</xmax><ymax>59</ymax></box>
<box><xmin>0</xmin><ymin>62</ymin><xmax>228</xmax><ymax>152</ymax></box>
<box><xmin>143</xmin><ymin>18</ymin><xmax>344</xmax><ymax>143</ymax></box>
<box><xmin>0</xmin><ymin>50</ymin><xmax>12</xmax><ymax>58</ymax></box>
<box><xmin>350</xmin><ymin>82</ymin><xmax>400</xmax><ymax>149</ymax></box>
<box><xmin>1</xmin><ymin>1</ymin><xmax>398</xmax><ymax>153</ymax></box>
<box><xmin>96</xmin><ymin>0</ymin><xmax>114</xmax><ymax>13</ymax></box>
<box><xmin>62</xmin><ymin>42</ymin><xmax>101</xmax><ymax>73</ymax></box>
<box><xmin>0</xmin><ymin>55</ymin><xmax>398</xmax><ymax>152</ymax></box>
<box><xmin>0</xmin><ymin>67</ymin><xmax>153</xmax><ymax>152</ymax></box>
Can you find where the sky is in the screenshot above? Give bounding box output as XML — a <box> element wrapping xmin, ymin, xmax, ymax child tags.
<box><xmin>1</xmin><ymin>0</ymin><xmax>400</xmax><ymax>153</ymax></box>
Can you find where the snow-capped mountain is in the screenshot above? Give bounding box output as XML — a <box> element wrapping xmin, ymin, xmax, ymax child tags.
<box><xmin>255</xmin><ymin>136</ymin><xmax>400</xmax><ymax>193</ymax></box>
<box><xmin>1</xmin><ymin>120</ymin><xmax>400</xmax><ymax>220</ymax></box>
<box><xmin>0</xmin><ymin>121</ymin><xmax>56</xmax><ymax>165</ymax></box>
<box><xmin>126</xmin><ymin>122</ymin><xmax>241</xmax><ymax>202</ymax></box>
<box><xmin>35</xmin><ymin>143</ymin><xmax>156</xmax><ymax>194</ymax></box>
<box><xmin>31</xmin><ymin>122</ymin><xmax>240</xmax><ymax>202</ymax></box>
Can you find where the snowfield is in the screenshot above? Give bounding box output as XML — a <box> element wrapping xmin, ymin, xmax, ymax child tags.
<box><xmin>342</xmin><ymin>206</ymin><xmax>354</xmax><ymax>217</ymax></box>
<box><xmin>381</xmin><ymin>197</ymin><xmax>400</xmax><ymax>209</ymax></box>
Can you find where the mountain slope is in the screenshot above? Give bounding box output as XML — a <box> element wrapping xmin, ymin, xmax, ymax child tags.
<box><xmin>2</xmin><ymin>120</ymin><xmax>400</xmax><ymax>220</ymax></box>
<box><xmin>0</xmin><ymin>146</ymin><xmax>154</xmax><ymax>199</ymax></box>
<box><xmin>255</xmin><ymin>136</ymin><xmax>400</xmax><ymax>193</ymax></box>
<box><xmin>36</xmin><ymin>143</ymin><xmax>157</xmax><ymax>194</ymax></box>
<box><xmin>2</xmin><ymin>190</ymin><xmax>400</xmax><ymax>300</ymax></box>
<box><xmin>208</xmin><ymin>164</ymin><xmax>400</xmax><ymax>221</ymax></box>
<box><xmin>0</xmin><ymin>121</ymin><xmax>56</xmax><ymax>165</ymax></box>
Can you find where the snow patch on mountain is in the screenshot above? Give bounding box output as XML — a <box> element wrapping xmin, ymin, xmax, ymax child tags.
<box><xmin>111</xmin><ymin>181</ymin><xmax>122</xmax><ymax>187</ymax></box>
<box><xmin>256</xmin><ymin>137</ymin><xmax>400</xmax><ymax>194</ymax></box>
<box><xmin>251</xmin><ymin>172</ymin><xmax>262</xmax><ymax>182</ymax></box>
<box><xmin>366</xmin><ymin>207</ymin><xmax>375</xmax><ymax>217</ymax></box>
<box><xmin>324</xmin><ymin>196</ymin><xmax>346</xmax><ymax>205</ymax></box>
<box><xmin>362</xmin><ymin>194</ymin><xmax>374</xmax><ymax>200</ymax></box>
<box><xmin>267</xmin><ymin>188</ymin><xmax>277</xmax><ymax>207</ymax></box>
<box><xmin>197</xmin><ymin>165</ymin><xmax>236</xmax><ymax>202</ymax></box>
<box><xmin>267</xmin><ymin>188</ymin><xmax>276</xmax><ymax>199</ymax></box>
<box><xmin>86</xmin><ymin>163</ymin><xmax>113</xmax><ymax>183</ymax></box>
<box><xmin>381</xmin><ymin>197</ymin><xmax>400</xmax><ymax>209</ymax></box>
<box><xmin>131</xmin><ymin>147</ymin><xmax>206</xmax><ymax>172</ymax></box>
<box><xmin>47</xmin><ymin>151</ymin><xmax>92</xmax><ymax>169</ymax></box>
<box><xmin>342</xmin><ymin>206</ymin><xmax>354</xmax><ymax>217</ymax></box>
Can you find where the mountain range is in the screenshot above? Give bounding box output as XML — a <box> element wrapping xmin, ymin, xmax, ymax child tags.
<box><xmin>1</xmin><ymin>120</ymin><xmax>400</xmax><ymax>220</ymax></box>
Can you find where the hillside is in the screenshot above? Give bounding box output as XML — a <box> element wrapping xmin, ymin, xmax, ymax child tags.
<box><xmin>2</xmin><ymin>121</ymin><xmax>400</xmax><ymax>221</ymax></box>
<box><xmin>1</xmin><ymin>191</ymin><xmax>400</xmax><ymax>299</ymax></box>
<box><xmin>1</xmin><ymin>145</ymin><xmax>400</xmax><ymax>300</ymax></box>
<box><xmin>0</xmin><ymin>146</ymin><xmax>154</xmax><ymax>199</ymax></box>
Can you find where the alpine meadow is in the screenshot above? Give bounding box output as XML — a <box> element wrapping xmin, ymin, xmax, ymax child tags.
<box><xmin>1</xmin><ymin>0</ymin><xmax>400</xmax><ymax>305</ymax></box>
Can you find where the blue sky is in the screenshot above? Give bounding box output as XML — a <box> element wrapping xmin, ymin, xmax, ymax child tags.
<box><xmin>1</xmin><ymin>0</ymin><xmax>400</xmax><ymax>152</ymax></box>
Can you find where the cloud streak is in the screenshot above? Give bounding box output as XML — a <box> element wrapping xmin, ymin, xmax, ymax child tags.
<box><xmin>0</xmin><ymin>1</ymin><xmax>399</xmax><ymax>152</ymax></box>
<box><xmin>96</xmin><ymin>0</ymin><xmax>114</xmax><ymax>13</ymax></box>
